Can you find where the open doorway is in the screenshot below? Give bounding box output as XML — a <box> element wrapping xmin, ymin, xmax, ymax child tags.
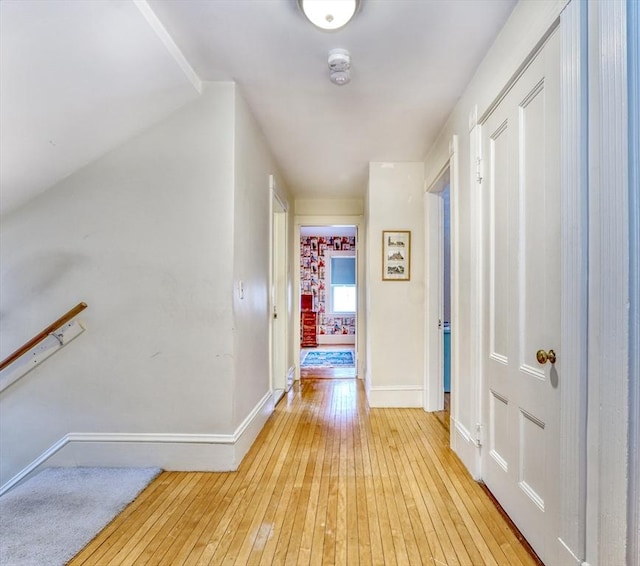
<box><xmin>299</xmin><ymin>225</ymin><xmax>357</xmax><ymax>379</ymax></box>
<box><xmin>425</xmin><ymin>166</ymin><xmax>453</xmax><ymax>424</ymax></box>
<box><xmin>442</xmin><ymin>184</ymin><xmax>451</xmax><ymax>420</ymax></box>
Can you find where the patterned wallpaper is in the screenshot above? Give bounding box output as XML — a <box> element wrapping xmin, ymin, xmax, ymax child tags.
<box><xmin>300</xmin><ymin>235</ymin><xmax>356</xmax><ymax>336</ymax></box>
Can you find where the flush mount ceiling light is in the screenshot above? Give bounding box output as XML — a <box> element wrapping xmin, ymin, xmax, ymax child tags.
<box><xmin>299</xmin><ymin>0</ymin><xmax>360</xmax><ymax>31</ymax></box>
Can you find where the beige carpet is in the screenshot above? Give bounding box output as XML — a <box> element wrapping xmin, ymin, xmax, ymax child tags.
<box><xmin>0</xmin><ymin>466</ymin><xmax>161</xmax><ymax>566</ymax></box>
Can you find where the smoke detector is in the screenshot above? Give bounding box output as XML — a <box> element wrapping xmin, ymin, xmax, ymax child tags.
<box><xmin>328</xmin><ymin>48</ymin><xmax>351</xmax><ymax>85</ymax></box>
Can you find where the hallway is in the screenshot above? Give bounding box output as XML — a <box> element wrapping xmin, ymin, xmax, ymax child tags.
<box><xmin>70</xmin><ymin>379</ymin><xmax>539</xmax><ymax>565</ymax></box>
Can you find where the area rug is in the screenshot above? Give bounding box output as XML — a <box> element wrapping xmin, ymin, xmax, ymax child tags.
<box><xmin>301</xmin><ymin>350</ymin><xmax>355</xmax><ymax>367</ymax></box>
<box><xmin>0</xmin><ymin>466</ymin><xmax>161</xmax><ymax>566</ymax></box>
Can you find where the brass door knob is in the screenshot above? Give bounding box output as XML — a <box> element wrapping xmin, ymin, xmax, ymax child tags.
<box><xmin>536</xmin><ymin>349</ymin><xmax>557</xmax><ymax>365</ymax></box>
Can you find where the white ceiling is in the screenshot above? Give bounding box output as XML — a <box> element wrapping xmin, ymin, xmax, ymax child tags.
<box><xmin>0</xmin><ymin>0</ymin><xmax>516</xmax><ymax>216</ymax></box>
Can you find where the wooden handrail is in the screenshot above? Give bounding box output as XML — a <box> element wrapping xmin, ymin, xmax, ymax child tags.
<box><xmin>0</xmin><ymin>302</ymin><xmax>88</xmax><ymax>371</ymax></box>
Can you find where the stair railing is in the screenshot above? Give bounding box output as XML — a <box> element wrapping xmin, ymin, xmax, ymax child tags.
<box><xmin>0</xmin><ymin>302</ymin><xmax>88</xmax><ymax>372</ymax></box>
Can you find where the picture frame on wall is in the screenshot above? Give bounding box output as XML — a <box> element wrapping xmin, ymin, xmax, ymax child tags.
<box><xmin>382</xmin><ymin>230</ymin><xmax>411</xmax><ymax>281</ymax></box>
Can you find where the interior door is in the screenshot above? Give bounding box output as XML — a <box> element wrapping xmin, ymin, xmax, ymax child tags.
<box><xmin>271</xmin><ymin>193</ymin><xmax>288</xmax><ymax>397</ymax></box>
<box><xmin>480</xmin><ymin>30</ymin><xmax>561</xmax><ymax>564</ymax></box>
<box><xmin>425</xmin><ymin>190</ymin><xmax>444</xmax><ymax>411</ymax></box>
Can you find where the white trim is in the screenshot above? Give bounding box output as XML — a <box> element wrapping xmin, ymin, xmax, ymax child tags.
<box><xmin>627</xmin><ymin>0</ymin><xmax>640</xmax><ymax>562</ymax></box>
<box><xmin>425</xmin><ymin>161</ymin><xmax>450</xmax><ymax>193</ymax></box>
<box><xmin>586</xmin><ymin>1</ymin><xmax>630</xmax><ymax>564</ymax></box>
<box><xmin>478</xmin><ymin>20</ymin><xmax>561</xmax><ymax>124</ymax></box>
<box><xmin>232</xmin><ymin>391</ymin><xmax>274</xmax><ymax>468</ymax></box>
<box><xmin>133</xmin><ymin>0</ymin><xmax>202</xmax><ymax>94</ymax></box>
<box><xmin>559</xmin><ymin>1</ymin><xmax>588</xmax><ymax>563</ymax></box>
<box><xmin>367</xmin><ymin>386</ymin><xmax>423</xmax><ymax>408</ymax></box>
<box><xmin>269</xmin><ymin>190</ymin><xmax>276</xmax><ymax>393</ymax></box>
<box><xmin>448</xmin><ymin>135</ymin><xmax>461</xmax><ymax>450</ymax></box>
<box><xmin>469</xmin><ymin>119</ymin><xmax>484</xmax><ymax>480</ymax></box>
<box><xmin>66</xmin><ymin>432</ymin><xmax>236</xmax><ymax>444</ymax></box>
<box><xmin>272</xmin><ymin>185</ymin><xmax>289</xmax><ymax>212</ymax></box>
<box><xmin>451</xmin><ymin>418</ymin><xmax>481</xmax><ymax>480</ymax></box>
<box><xmin>287</xmin><ymin>365</ymin><xmax>295</xmax><ymax>391</ymax></box>
<box><xmin>317</xmin><ymin>335</ymin><xmax>355</xmax><ymax>345</ymax></box>
<box><xmin>557</xmin><ymin>537</ymin><xmax>583</xmax><ymax>566</ymax></box>
<box><xmin>423</xmin><ymin>135</ymin><xmax>458</xmax><ymax>417</ymax></box>
<box><xmin>0</xmin><ymin>391</ymin><xmax>272</xmax><ymax>496</ymax></box>
<box><xmin>0</xmin><ymin>435</ymin><xmax>69</xmax><ymax>496</ymax></box>
<box><xmin>452</xmin><ymin>418</ymin><xmax>474</xmax><ymax>446</ymax></box>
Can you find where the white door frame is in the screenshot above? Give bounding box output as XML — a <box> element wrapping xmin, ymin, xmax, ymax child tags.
<box><xmin>557</xmin><ymin>2</ymin><xmax>589</xmax><ymax>562</ymax></box>
<box><xmin>585</xmin><ymin>1</ymin><xmax>634</xmax><ymax>564</ymax></box>
<box><xmin>628</xmin><ymin>0</ymin><xmax>640</xmax><ymax>562</ymax></box>
<box><xmin>424</xmin><ymin>137</ymin><xmax>459</xmax><ymax>416</ymax></box>
<box><xmin>269</xmin><ymin>186</ymin><xmax>289</xmax><ymax>399</ymax></box>
<box><xmin>294</xmin><ymin>215</ymin><xmax>365</xmax><ymax>381</ymax></box>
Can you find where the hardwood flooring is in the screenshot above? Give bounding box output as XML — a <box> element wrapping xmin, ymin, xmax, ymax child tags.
<box><xmin>433</xmin><ymin>392</ymin><xmax>451</xmax><ymax>433</ymax></box>
<box><xmin>300</xmin><ymin>366</ymin><xmax>357</xmax><ymax>379</ymax></box>
<box><xmin>70</xmin><ymin>379</ymin><xmax>539</xmax><ymax>565</ymax></box>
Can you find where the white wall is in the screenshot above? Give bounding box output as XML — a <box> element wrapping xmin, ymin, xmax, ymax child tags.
<box><xmin>295</xmin><ymin>199</ymin><xmax>363</xmax><ymax>216</ymax></box>
<box><xmin>366</xmin><ymin>162</ymin><xmax>425</xmax><ymax>407</ymax></box>
<box><xmin>0</xmin><ymin>82</ymin><xmax>291</xmax><ymax>487</ymax></box>
<box><xmin>0</xmin><ymin>0</ymin><xmax>202</xmax><ymax>216</ymax></box>
<box><xmin>231</xmin><ymin>86</ymin><xmax>292</xmax><ymax>461</ymax></box>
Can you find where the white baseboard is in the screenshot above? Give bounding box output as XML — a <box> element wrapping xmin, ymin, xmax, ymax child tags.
<box><xmin>317</xmin><ymin>335</ymin><xmax>355</xmax><ymax>345</ymax></box>
<box><xmin>286</xmin><ymin>366</ymin><xmax>295</xmax><ymax>390</ymax></box>
<box><xmin>366</xmin><ymin>385</ymin><xmax>423</xmax><ymax>408</ymax></box>
<box><xmin>0</xmin><ymin>391</ymin><xmax>273</xmax><ymax>496</ymax></box>
<box><xmin>232</xmin><ymin>392</ymin><xmax>274</xmax><ymax>468</ymax></box>
<box><xmin>451</xmin><ymin>417</ymin><xmax>481</xmax><ymax>480</ymax></box>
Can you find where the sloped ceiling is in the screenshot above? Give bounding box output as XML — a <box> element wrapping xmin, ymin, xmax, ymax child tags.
<box><xmin>0</xmin><ymin>0</ymin><xmax>201</xmax><ymax>216</ymax></box>
<box><xmin>0</xmin><ymin>0</ymin><xmax>516</xmax><ymax>216</ymax></box>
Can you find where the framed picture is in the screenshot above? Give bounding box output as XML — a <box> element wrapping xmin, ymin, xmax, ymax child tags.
<box><xmin>382</xmin><ymin>230</ymin><xmax>411</xmax><ymax>281</ymax></box>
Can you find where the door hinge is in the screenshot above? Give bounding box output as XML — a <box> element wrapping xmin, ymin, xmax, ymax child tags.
<box><xmin>475</xmin><ymin>157</ymin><xmax>483</xmax><ymax>185</ymax></box>
<box><xmin>475</xmin><ymin>423</ymin><xmax>483</xmax><ymax>447</ymax></box>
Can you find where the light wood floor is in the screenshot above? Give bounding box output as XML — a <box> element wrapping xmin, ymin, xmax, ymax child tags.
<box><xmin>70</xmin><ymin>379</ymin><xmax>539</xmax><ymax>566</ymax></box>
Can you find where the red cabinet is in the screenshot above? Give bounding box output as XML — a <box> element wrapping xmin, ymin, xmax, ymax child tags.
<box><xmin>300</xmin><ymin>293</ymin><xmax>317</xmax><ymax>347</ymax></box>
<box><xmin>300</xmin><ymin>311</ymin><xmax>317</xmax><ymax>347</ymax></box>
<box><xmin>300</xmin><ymin>311</ymin><xmax>318</xmax><ymax>348</ymax></box>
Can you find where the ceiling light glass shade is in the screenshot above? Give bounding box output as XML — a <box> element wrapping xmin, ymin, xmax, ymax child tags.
<box><xmin>299</xmin><ymin>0</ymin><xmax>359</xmax><ymax>30</ymax></box>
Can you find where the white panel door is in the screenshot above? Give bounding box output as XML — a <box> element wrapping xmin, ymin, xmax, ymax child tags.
<box><xmin>271</xmin><ymin>194</ymin><xmax>288</xmax><ymax>396</ymax></box>
<box><xmin>425</xmin><ymin>190</ymin><xmax>443</xmax><ymax>411</ymax></box>
<box><xmin>480</xmin><ymin>31</ymin><xmax>561</xmax><ymax>565</ymax></box>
